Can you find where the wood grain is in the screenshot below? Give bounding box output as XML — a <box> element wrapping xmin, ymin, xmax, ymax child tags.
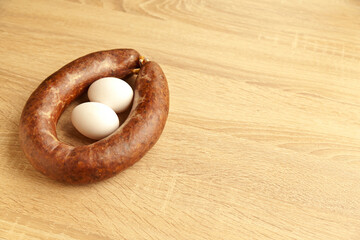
<box><xmin>1</xmin><ymin>0</ymin><xmax>360</xmax><ymax>239</ymax></box>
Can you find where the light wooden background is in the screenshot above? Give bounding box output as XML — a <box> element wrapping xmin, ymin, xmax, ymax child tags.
<box><xmin>1</xmin><ymin>0</ymin><xmax>360</xmax><ymax>239</ymax></box>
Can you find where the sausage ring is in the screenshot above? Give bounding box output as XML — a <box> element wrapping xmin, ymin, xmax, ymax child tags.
<box><xmin>19</xmin><ymin>49</ymin><xmax>169</xmax><ymax>184</ymax></box>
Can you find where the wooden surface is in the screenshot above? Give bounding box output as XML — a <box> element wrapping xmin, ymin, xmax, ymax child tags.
<box><xmin>1</xmin><ymin>0</ymin><xmax>360</xmax><ymax>239</ymax></box>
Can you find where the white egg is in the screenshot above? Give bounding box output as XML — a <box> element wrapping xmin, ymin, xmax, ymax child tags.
<box><xmin>71</xmin><ymin>102</ymin><xmax>119</xmax><ymax>140</ymax></box>
<box><xmin>88</xmin><ymin>77</ymin><xmax>133</xmax><ymax>113</ymax></box>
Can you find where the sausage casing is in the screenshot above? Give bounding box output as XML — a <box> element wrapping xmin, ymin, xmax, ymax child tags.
<box><xmin>19</xmin><ymin>49</ymin><xmax>169</xmax><ymax>184</ymax></box>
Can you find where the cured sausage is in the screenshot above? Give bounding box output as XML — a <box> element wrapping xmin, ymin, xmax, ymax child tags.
<box><xmin>19</xmin><ymin>49</ymin><xmax>169</xmax><ymax>184</ymax></box>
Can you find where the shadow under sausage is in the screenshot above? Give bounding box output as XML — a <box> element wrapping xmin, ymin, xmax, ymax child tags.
<box><xmin>6</xmin><ymin>120</ymin><xmax>68</xmax><ymax>187</ymax></box>
<box><xmin>7</xmin><ymin>131</ymin><xmax>116</xmax><ymax>188</ymax></box>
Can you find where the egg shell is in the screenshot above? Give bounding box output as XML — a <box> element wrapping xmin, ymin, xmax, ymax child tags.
<box><xmin>71</xmin><ymin>102</ymin><xmax>120</xmax><ymax>140</ymax></box>
<box><xmin>88</xmin><ymin>77</ymin><xmax>133</xmax><ymax>113</ymax></box>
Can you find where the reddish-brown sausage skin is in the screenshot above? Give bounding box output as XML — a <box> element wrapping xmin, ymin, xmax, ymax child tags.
<box><xmin>19</xmin><ymin>49</ymin><xmax>169</xmax><ymax>184</ymax></box>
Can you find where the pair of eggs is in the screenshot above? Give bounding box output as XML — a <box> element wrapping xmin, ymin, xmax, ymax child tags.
<box><xmin>71</xmin><ymin>77</ymin><xmax>133</xmax><ymax>140</ymax></box>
